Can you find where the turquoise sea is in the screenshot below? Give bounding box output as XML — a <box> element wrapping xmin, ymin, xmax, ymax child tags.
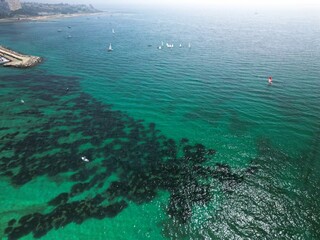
<box><xmin>1</xmin><ymin>5</ymin><xmax>320</xmax><ymax>239</ymax></box>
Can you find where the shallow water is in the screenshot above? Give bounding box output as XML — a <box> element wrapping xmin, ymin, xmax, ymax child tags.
<box><xmin>0</xmin><ymin>6</ymin><xmax>320</xmax><ymax>239</ymax></box>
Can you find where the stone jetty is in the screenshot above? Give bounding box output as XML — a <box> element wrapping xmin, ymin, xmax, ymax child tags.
<box><xmin>0</xmin><ymin>45</ymin><xmax>42</xmax><ymax>68</ymax></box>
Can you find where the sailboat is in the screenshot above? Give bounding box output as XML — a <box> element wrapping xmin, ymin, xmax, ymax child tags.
<box><xmin>166</xmin><ymin>43</ymin><xmax>173</xmax><ymax>48</ymax></box>
<box><xmin>108</xmin><ymin>43</ymin><xmax>113</xmax><ymax>52</ymax></box>
<box><xmin>112</xmin><ymin>29</ymin><xmax>115</xmax><ymax>34</ymax></box>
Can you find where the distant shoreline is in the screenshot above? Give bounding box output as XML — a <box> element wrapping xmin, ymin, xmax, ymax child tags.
<box><xmin>0</xmin><ymin>12</ymin><xmax>105</xmax><ymax>24</ymax></box>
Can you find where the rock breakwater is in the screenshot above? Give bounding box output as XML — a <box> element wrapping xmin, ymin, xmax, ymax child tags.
<box><xmin>0</xmin><ymin>45</ymin><xmax>42</xmax><ymax>68</ymax></box>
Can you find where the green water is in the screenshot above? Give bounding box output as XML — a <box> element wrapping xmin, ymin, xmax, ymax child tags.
<box><xmin>0</xmin><ymin>6</ymin><xmax>320</xmax><ymax>239</ymax></box>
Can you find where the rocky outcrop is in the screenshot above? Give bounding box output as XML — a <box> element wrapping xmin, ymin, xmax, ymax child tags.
<box><xmin>6</xmin><ymin>0</ymin><xmax>22</xmax><ymax>11</ymax></box>
<box><xmin>0</xmin><ymin>0</ymin><xmax>21</xmax><ymax>18</ymax></box>
<box><xmin>0</xmin><ymin>1</ymin><xmax>11</xmax><ymax>17</ymax></box>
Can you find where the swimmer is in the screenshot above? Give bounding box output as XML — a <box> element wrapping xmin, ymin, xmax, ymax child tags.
<box><xmin>268</xmin><ymin>77</ymin><xmax>273</xmax><ymax>85</ymax></box>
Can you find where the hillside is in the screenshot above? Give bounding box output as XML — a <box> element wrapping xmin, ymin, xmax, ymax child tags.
<box><xmin>0</xmin><ymin>2</ymin><xmax>100</xmax><ymax>18</ymax></box>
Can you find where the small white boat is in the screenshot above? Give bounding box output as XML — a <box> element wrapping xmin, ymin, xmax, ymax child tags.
<box><xmin>20</xmin><ymin>99</ymin><xmax>25</xmax><ymax>104</ymax></box>
<box><xmin>108</xmin><ymin>43</ymin><xmax>113</xmax><ymax>52</ymax></box>
<box><xmin>112</xmin><ymin>28</ymin><xmax>115</xmax><ymax>34</ymax></box>
<box><xmin>0</xmin><ymin>56</ymin><xmax>10</xmax><ymax>64</ymax></box>
<box><xmin>81</xmin><ymin>156</ymin><xmax>89</xmax><ymax>162</ymax></box>
<box><xmin>166</xmin><ymin>43</ymin><xmax>173</xmax><ymax>48</ymax></box>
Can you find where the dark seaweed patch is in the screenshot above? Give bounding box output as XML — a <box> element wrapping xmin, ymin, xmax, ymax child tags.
<box><xmin>0</xmin><ymin>73</ymin><xmax>253</xmax><ymax>239</ymax></box>
<box><xmin>7</xmin><ymin>219</ymin><xmax>16</xmax><ymax>226</ymax></box>
<box><xmin>48</xmin><ymin>193</ymin><xmax>69</xmax><ymax>206</ymax></box>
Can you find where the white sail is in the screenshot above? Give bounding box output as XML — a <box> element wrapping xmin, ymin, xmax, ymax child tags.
<box><xmin>108</xmin><ymin>43</ymin><xmax>113</xmax><ymax>51</ymax></box>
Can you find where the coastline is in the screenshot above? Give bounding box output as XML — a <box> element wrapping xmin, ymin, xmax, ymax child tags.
<box><xmin>0</xmin><ymin>12</ymin><xmax>105</xmax><ymax>24</ymax></box>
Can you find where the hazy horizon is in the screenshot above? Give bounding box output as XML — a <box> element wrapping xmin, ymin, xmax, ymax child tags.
<box><xmin>21</xmin><ymin>0</ymin><xmax>320</xmax><ymax>9</ymax></box>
